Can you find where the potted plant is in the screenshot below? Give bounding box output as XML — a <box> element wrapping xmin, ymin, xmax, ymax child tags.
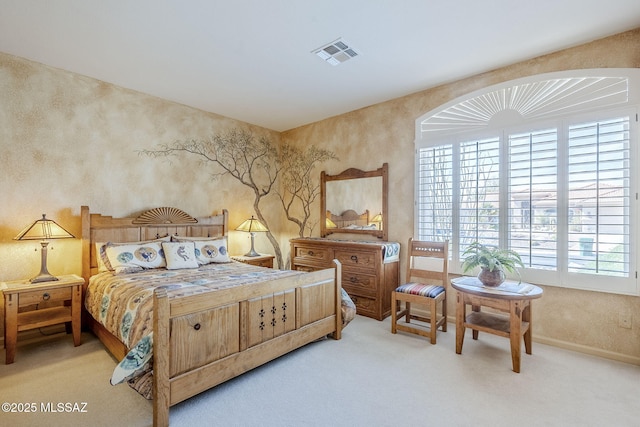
<box><xmin>461</xmin><ymin>242</ymin><xmax>524</xmax><ymax>287</ymax></box>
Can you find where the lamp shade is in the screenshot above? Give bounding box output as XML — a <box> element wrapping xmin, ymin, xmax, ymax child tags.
<box><xmin>371</xmin><ymin>212</ymin><xmax>383</xmax><ymax>230</ymax></box>
<box><xmin>235</xmin><ymin>216</ymin><xmax>269</xmax><ymax>233</ymax></box>
<box><xmin>15</xmin><ymin>214</ymin><xmax>75</xmax><ymax>240</ymax></box>
<box><xmin>326</xmin><ymin>217</ymin><xmax>338</xmax><ymax>229</ymax></box>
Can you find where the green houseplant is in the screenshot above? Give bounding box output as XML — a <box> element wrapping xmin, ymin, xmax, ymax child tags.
<box><xmin>461</xmin><ymin>242</ymin><xmax>524</xmax><ymax>287</ymax></box>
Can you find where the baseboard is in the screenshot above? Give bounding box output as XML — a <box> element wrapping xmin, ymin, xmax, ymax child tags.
<box><xmin>532</xmin><ymin>335</ymin><xmax>640</xmax><ymax>366</ymax></box>
<box><xmin>402</xmin><ymin>308</ymin><xmax>640</xmax><ymax>366</ymax></box>
<box><xmin>7</xmin><ymin>315</ymin><xmax>639</xmax><ymax>367</ymax></box>
<box><xmin>440</xmin><ymin>313</ymin><xmax>640</xmax><ymax>366</ymax></box>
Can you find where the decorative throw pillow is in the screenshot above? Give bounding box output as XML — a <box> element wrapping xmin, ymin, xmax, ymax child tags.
<box><xmin>111</xmin><ymin>333</ymin><xmax>153</xmax><ymax>385</ymax></box>
<box><xmin>172</xmin><ymin>237</ymin><xmax>230</xmax><ymax>264</ymax></box>
<box><xmin>162</xmin><ymin>241</ymin><xmax>199</xmax><ymax>270</ymax></box>
<box><xmin>95</xmin><ymin>242</ymin><xmax>110</xmax><ymax>272</ymax></box>
<box><xmin>98</xmin><ymin>236</ymin><xmax>170</xmax><ymax>272</ymax></box>
<box><xmin>105</xmin><ymin>241</ymin><xmax>166</xmax><ymax>274</ymax></box>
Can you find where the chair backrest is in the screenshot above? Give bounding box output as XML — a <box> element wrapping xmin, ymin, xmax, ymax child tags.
<box><xmin>405</xmin><ymin>238</ymin><xmax>449</xmax><ymax>286</ymax></box>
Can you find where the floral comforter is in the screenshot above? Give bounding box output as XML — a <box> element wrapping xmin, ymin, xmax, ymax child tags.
<box><xmin>85</xmin><ymin>261</ymin><xmax>355</xmax><ymax>392</ymax></box>
<box><xmin>85</xmin><ymin>262</ymin><xmax>306</xmax><ymax>349</ymax></box>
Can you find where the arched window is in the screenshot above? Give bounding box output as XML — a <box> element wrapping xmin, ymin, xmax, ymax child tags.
<box><xmin>415</xmin><ymin>69</ymin><xmax>640</xmax><ymax>295</ymax></box>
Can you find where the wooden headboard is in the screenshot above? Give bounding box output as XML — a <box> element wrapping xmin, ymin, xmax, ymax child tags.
<box><xmin>81</xmin><ymin>206</ymin><xmax>228</xmax><ymax>286</ymax></box>
<box><xmin>327</xmin><ymin>209</ymin><xmax>370</xmax><ymax>228</ymax></box>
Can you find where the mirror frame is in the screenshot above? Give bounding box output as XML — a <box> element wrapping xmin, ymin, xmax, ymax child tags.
<box><xmin>320</xmin><ymin>163</ymin><xmax>388</xmax><ymax>240</ymax></box>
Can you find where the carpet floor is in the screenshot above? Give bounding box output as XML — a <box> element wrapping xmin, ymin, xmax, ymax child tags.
<box><xmin>1</xmin><ymin>315</ymin><xmax>638</xmax><ymax>426</ymax></box>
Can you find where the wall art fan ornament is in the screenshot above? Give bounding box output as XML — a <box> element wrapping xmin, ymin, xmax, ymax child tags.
<box><xmin>133</xmin><ymin>207</ymin><xmax>198</xmax><ymax>224</ymax></box>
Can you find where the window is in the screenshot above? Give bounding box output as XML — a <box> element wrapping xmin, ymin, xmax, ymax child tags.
<box><xmin>415</xmin><ymin>70</ymin><xmax>639</xmax><ymax>295</ymax></box>
<box><xmin>567</xmin><ymin>117</ymin><xmax>631</xmax><ymax>277</ymax></box>
<box><xmin>508</xmin><ymin>128</ymin><xmax>558</xmax><ymax>270</ymax></box>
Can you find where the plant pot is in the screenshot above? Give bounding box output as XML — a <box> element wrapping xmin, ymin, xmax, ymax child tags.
<box><xmin>477</xmin><ymin>267</ymin><xmax>505</xmax><ymax>287</ymax></box>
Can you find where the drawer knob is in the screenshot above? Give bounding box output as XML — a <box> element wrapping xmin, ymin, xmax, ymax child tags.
<box><xmin>42</xmin><ymin>292</ymin><xmax>50</xmax><ymax>301</ymax></box>
<box><xmin>193</xmin><ymin>323</ymin><xmax>201</xmax><ymax>331</ymax></box>
<box><xmin>351</xmin><ymin>255</ymin><xmax>358</xmax><ymax>262</ymax></box>
<box><xmin>349</xmin><ymin>276</ymin><xmax>358</xmax><ymax>283</ymax></box>
<box><xmin>308</xmin><ymin>250</ymin><xmax>314</xmax><ymax>256</ymax></box>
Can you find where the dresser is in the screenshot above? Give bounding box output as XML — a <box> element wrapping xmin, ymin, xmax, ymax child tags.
<box><xmin>290</xmin><ymin>238</ymin><xmax>399</xmax><ymax>320</ymax></box>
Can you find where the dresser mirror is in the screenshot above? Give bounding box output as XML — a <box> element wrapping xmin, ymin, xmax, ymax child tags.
<box><xmin>320</xmin><ymin>163</ymin><xmax>388</xmax><ymax>240</ymax></box>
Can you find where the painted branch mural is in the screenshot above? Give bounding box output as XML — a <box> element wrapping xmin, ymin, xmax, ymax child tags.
<box><xmin>141</xmin><ymin>128</ymin><xmax>336</xmax><ymax>268</ymax></box>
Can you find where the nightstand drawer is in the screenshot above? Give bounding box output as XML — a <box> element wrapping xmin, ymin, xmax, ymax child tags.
<box><xmin>251</xmin><ymin>258</ymin><xmax>273</xmax><ymax>268</ymax></box>
<box><xmin>18</xmin><ymin>287</ymin><xmax>72</xmax><ymax>306</ymax></box>
<box><xmin>232</xmin><ymin>254</ymin><xmax>274</xmax><ymax>268</ymax></box>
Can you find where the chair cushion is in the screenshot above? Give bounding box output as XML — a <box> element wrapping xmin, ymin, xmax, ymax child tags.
<box><xmin>395</xmin><ymin>282</ymin><xmax>445</xmax><ymax>298</ymax></box>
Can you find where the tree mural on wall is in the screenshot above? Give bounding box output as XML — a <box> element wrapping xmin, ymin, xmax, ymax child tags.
<box><xmin>141</xmin><ymin>128</ymin><xmax>337</xmax><ymax>269</ymax></box>
<box><xmin>278</xmin><ymin>144</ymin><xmax>338</xmax><ymax>238</ymax></box>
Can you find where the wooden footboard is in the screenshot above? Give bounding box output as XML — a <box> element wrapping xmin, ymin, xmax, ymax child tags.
<box><xmin>80</xmin><ymin>205</ymin><xmax>342</xmax><ymax>427</ymax></box>
<box><xmin>153</xmin><ymin>263</ymin><xmax>342</xmax><ymax>427</ymax></box>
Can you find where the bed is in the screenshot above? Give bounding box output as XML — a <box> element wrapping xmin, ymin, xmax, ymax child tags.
<box><xmin>80</xmin><ymin>206</ymin><xmax>346</xmax><ymax>427</ymax></box>
<box><xmin>327</xmin><ymin>209</ymin><xmax>375</xmax><ymax>230</ymax></box>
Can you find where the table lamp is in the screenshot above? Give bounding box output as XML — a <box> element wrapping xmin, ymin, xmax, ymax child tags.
<box><xmin>14</xmin><ymin>214</ymin><xmax>75</xmax><ymax>283</ymax></box>
<box><xmin>371</xmin><ymin>212</ymin><xmax>383</xmax><ymax>230</ymax></box>
<box><xmin>326</xmin><ymin>217</ymin><xmax>337</xmax><ymax>229</ymax></box>
<box><xmin>235</xmin><ymin>216</ymin><xmax>268</xmax><ymax>257</ymax></box>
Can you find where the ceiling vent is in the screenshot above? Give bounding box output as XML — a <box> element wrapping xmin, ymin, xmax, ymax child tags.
<box><xmin>312</xmin><ymin>38</ymin><xmax>359</xmax><ymax>66</ymax></box>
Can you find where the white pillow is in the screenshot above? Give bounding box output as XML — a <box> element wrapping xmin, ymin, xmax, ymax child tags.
<box><xmin>105</xmin><ymin>241</ymin><xmax>166</xmax><ymax>274</ymax></box>
<box><xmin>172</xmin><ymin>237</ymin><xmax>230</xmax><ymax>264</ymax></box>
<box><xmin>97</xmin><ymin>236</ymin><xmax>170</xmax><ymax>272</ymax></box>
<box><xmin>162</xmin><ymin>241</ymin><xmax>199</xmax><ymax>270</ymax></box>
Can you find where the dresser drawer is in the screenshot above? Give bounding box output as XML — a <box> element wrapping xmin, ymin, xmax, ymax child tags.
<box><xmin>342</xmin><ymin>271</ymin><xmax>378</xmax><ymax>296</ymax></box>
<box><xmin>335</xmin><ymin>250</ymin><xmax>377</xmax><ymax>271</ymax></box>
<box><xmin>292</xmin><ymin>264</ymin><xmax>323</xmax><ymax>273</ymax></box>
<box><xmin>290</xmin><ymin>238</ymin><xmax>398</xmax><ymax>321</ymax></box>
<box><xmin>18</xmin><ymin>287</ymin><xmax>72</xmax><ymax>306</ymax></box>
<box><xmin>348</xmin><ymin>293</ymin><xmax>377</xmax><ymax>318</ymax></box>
<box><xmin>293</xmin><ymin>245</ymin><xmax>332</xmax><ymax>267</ymax></box>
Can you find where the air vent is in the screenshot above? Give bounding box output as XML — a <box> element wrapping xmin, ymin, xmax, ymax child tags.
<box><xmin>312</xmin><ymin>38</ymin><xmax>359</xmax><ymax>66</ymax></box>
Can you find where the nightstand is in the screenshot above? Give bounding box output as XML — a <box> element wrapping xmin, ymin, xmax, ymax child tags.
<box><xmin>1</xmin><ymin>274</ymin><xmax>84</xmax><ymax>364</ymax></box>
<box><xmin>232</xmin><ymin>254</ymin><xmax>275</xmax><ymax>268</ymax></box>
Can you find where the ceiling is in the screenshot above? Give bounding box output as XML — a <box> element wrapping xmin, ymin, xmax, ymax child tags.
<box><xmin>1</xmin><ymin>1</ymin><xmax>640</xmax><ymax>132</ymax></box>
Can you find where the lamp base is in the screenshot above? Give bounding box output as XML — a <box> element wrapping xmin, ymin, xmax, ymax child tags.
<box><xmin>244</xmin><ymin>232</ymin><xmax>260</xmax><ymax>257</ymax></box>
<box><xmin>30</xmin><ymin>241</ymin><xmax>58</xmax><ymax>283</ymax></box>
<box><xmin>30</xmin><ymin>274</ymin><xmax>59</xmax><ymax>283</ymax></box>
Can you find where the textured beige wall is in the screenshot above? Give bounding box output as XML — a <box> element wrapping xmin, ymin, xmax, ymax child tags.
<box><xmin>0</xmin><ymin>53</ymin><xmax>283</xmax><ymax>282</ymax></box>
<box><xmin>1</xmin><ymin>29</ymin><xmax>639</xmax><ymax>363</ymax></box>
<box><xmin>282</xmin><ymin>29</ymin><xmax>640</xmax><ymax>363</ymax></box>
<box><xmin>0</xmin><ymin>52</ymin><xmax>283</xmax><ymax>340</ymax></box>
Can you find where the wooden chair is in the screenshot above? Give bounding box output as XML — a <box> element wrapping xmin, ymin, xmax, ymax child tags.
<box><xmin>391</xmin><ymin>239</ymin><xmax>448</xmax><ymax>344</ymax></box>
